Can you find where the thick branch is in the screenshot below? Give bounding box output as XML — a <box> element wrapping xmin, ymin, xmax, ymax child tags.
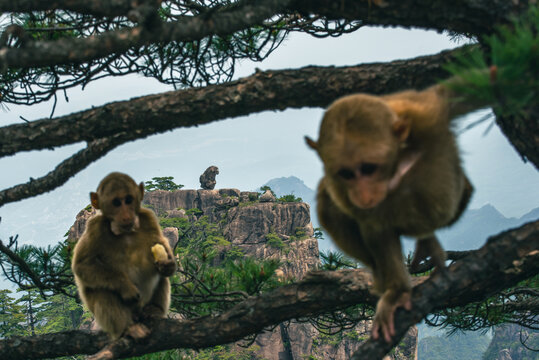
<box><xmin>0</xmin><ymin>0</ymin><xmax>135</xmax><ymax>17</ymax></box>
<box><xmin>0</xmin><ymin>0</ymin><xmax>291</xmax><ymax>71</ymax></box>
<box><xmin>0</xmin><ymin>132</ymin><xmax>138</xmax><ymax>206</ymax></box>
<box><xmin>352</xmin><ymin>220</ymin><xmax>539</xmax><ymax>359</ymax></box>
<box><xmin>290</xmin><ymin>0</ymin><xmax>532</xmax><ymax>36</ymax></box>
<box><xmin>0</xmin><ymin>48</ymin><xmax>459</xmax><ymax>158</ymax></box>
<box><xmin>0</xmin><ymin>220</ymin><xmax>536</xmax><ymax>360</ymax></box>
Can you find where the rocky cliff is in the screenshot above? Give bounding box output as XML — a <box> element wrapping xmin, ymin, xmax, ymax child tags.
<box><xmin>68</xmin><ymin>187</ymin><xmax>418</xmax><ymax>359</ymax></box>
<box><xmin>483</xmin><ymin>324</ymin><xmax>539</xmax><ymax>360</ymax></box>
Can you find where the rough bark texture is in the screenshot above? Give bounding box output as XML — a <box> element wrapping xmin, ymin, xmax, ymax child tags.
<box><xmin>1</xmin><ymin>220</ymin><xmax>536</xmax><ymax>360</ymax></box>
<box><xmin>290</xmin><ymin>0</ymin><xmax>532</xmax><ymax>35</ymax></box>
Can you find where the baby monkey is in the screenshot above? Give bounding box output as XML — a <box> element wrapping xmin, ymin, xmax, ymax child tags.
<box><xmin>306</xmin><ymin>83</ymin><xmax>474</xmax><ymax>342</ymax></box>
<box><xmin>72</xmin><ymin>172</ymin><xmax>176</xmax><ymax>339</ymax></box>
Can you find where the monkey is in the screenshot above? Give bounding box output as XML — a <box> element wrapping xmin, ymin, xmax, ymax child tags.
<box><xmin>306</xmin><ymin>81</ymin><xmax>477</xmax><ymax>343</ymax></box>
<box><xmin>71</xmin><ymin>172</ymin><xmax>176</xmax><ymax>339</ymax></box>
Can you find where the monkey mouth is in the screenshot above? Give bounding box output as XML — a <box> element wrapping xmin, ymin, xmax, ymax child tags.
<box><xmin>111</xmin><ymin>222</ymin><xmax>136</xmax><ymax>235</ymax></box>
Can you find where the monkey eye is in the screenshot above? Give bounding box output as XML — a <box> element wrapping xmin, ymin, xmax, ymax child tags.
<box><xmin>112</xmin><ymin>198</ymin><xmax>122</xmax><ymax>207</ymax></box>
<box><xmin>125</xmin><ymin>195</ymin><xmax>133</xmax><ymax>204</ymax></box>
<box><xmin>359</xmin><ymin>163</ymin><xmax>378</xmax><ymax>176</ymax></box>
<box><xmin>337</xmin><ymin>168</ymin><xmax>355</xmax><ymax>180</ymax></box>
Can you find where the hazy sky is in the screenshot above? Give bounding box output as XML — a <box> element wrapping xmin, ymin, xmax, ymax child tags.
<box><xmin>0</xmin><ymin>27</ymin><xmax>538</xmax><ymax>248</ymax></box>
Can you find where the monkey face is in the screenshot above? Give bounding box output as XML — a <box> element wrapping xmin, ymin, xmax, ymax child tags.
<box><xmin>106</xmin><ymin>193</ymin><xmax>139</xmax><ymax>234</ymax></box>
<box><xmin>90</xmin><ymin>172</ymin><xmax>145</xmax><ymax>235</ymax></box>
<box><xmin>334</xmin><ymin>162</ymin><xmax>390</xmax><ymax>209</ymax></box>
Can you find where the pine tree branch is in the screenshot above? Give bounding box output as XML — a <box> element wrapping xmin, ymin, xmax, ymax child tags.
<box><xmin>0</xmin><ymin>220</ymin><xmax>536</xmax><ymax>360</ymax></box>
<box><xmin>289</xmin><ymin>0</ymin><xmax>532</xmax><ymax>36</ymax></box>
<box><xmin>0</xmin><ymin>0</ymin><xmax>135</xmax><ymax>17</ymax></box>
<box><xmin>0</xmin><ymin>132</ymin><xmax>135</xmax><ymax>207</ymax></box>
<box><xmin>0</xmin><ymin>0</ymin><xmax>292</xmax><ymax>71</ymax></box>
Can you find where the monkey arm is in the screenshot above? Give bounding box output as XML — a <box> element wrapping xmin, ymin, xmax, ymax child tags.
<box><xmin>73</xmin><ymin>252</ymin><xmax>140</xmax><ymax>302</ymax></box>
<box><xmin>153</xmin><ymin>238</ymin><xmax>176</xmax><ymax>277</ymax></box>
<box><xmin>139</xmin><ymin>209</ymin><xmax>177</xmax><ymax>277</ymax></box>
<box><xmin>363</xmin><ymin>230</ymin><xmax>412</xmax><ymax>343</ymax></box>
<box><xmin>316</xmin><ymin>180</ymin><xmax>375</xmax><ymax>269</ymax></box>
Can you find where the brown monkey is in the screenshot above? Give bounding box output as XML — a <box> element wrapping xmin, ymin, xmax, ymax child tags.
<box><xmin>72</xmin><ymin>172</ymin><xmax>176</xmax><ymax>339</ymax></box>
<box><xmin>306</xmin><ymin>82</ymin><xmax>475</xmax><ymax>343</ymax></box>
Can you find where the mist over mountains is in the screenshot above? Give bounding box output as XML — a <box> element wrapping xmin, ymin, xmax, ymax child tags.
<box><xmin>263</xmin><ymin>176</ymin><xmax>539</xmax><ymax>253</ymax></box>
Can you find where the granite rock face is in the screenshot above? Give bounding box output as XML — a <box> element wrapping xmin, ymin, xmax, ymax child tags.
<box><xmin>483</xmin><ymin>323</ymin><xmax>539</xmax><ymax>360</ymax></box>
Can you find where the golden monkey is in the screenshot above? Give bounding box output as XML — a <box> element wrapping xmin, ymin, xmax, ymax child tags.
<box><xmin>306</xmin><ymin>82</ymin><xmax>475</xmax><ymax>343</ymax></box>
<box><xmin>72</xmin><ymin>172</ymin><xmax>176</xmax><ymax>339</ymax></box>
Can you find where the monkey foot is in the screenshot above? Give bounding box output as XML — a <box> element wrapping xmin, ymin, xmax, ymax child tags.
<box><xmin>125</xmin><ymin>323</ymin><xmax>150</xmax><ymax>340</ymax></box>
<box><xmin>372</xmin><ymin>291</ymin><xmax>412</xmax><ymax>343</ymax></box>
<box><xmin>141</xmin><ymin>304</ymin><xmax>165</xmax><ymax>319</ymax></box>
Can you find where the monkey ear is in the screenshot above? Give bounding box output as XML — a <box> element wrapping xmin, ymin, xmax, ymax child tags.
<box><xmin>305</xmin><ymin>136</ymin><xmax>318</xmax><ymax>150</ymax></box>
<box><xmin>392</xmin><ymin>118</ymin><xmax>410</xmax><ymax>142</ymax></box>
<box><xmin>90</xmin><ymin>192</ymin><xmax>100</xmax><ymax>209</ymax></box>
<box><xmin>138</xmin><ymin>182</ymin><xmax>145</xmax><ymax>198</ymax></box>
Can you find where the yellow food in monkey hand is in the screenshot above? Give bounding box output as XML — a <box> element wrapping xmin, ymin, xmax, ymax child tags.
<box><xmin>151</xmin><ymin>244</ymin><xmax>168</xmax><ymax>262</ymax></box>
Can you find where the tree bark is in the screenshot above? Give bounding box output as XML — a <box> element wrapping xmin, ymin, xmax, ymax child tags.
<box><xmin>290</xmin><ymin>0</ymin><xmax>532</xmax><ymax>36</ymax></box>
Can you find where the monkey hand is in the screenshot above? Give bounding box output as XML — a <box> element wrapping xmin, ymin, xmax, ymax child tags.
<box><xmin>121</xmin><ymin>283</ymin><xmax>141</xmax><ymax>304</ymax></box>
<box><xmin>151</xmin><ymin>244</ymin><xmax>168</xmax><ymax>262</ymax></box>
<box><xmin>155</xmin><ymin>257</ymin><xmax>176</xmax><ymax>277</ymax></box>
<box><xmin>372</xmin><ymin>290</ymin><xmax>412</xmax><ymax>343</ymax></box>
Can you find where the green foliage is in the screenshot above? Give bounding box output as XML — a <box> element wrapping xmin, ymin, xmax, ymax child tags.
<box><xmin>0</xmin><ymin>289</ymin><xmax>85</xmax><ymax>339</ymax></box>
<box><xmin>278</xmin><ymin>194</ymin><xmax>303</xmax><ymax>203</ymax></box>
<box><xmin>0</xmin><ymin>238</ymin><xmax>74</xmax><ymax>297</ymax></box>
<box><xmin>170</xmin><ymin>211</ymin><xmax>282</xmax><ymax>318</ymax></box>
<box><xmin>265</xmin><ymin>231</ymin><xmax>286</xmax><ymax>250</ymax></box>
<box><xmin>319</xmin><ymin>250</ymin><xmax>358</xmax><ymax>270</ymax></box>
<box><xmin>145</xmin><ymin>176</ymin><xmax>184</xmax><ymax>192</ymax></box>
<box><xmin>418</xmin><ymin>331</ymin><xmax>491</xmax><ymax>360</ymax></box>
<box><xmin>482</xmin><ymin>325</ymin><xmax>539</xmax><ymax>360</ymax></box>
<box><xmin>426</xmin><ymin>275</ymin><xmax>538</xmax><ymax>333</ymax></box>
<box><xmin>0</xmin><ymin>289</ymin><xmax>26</xmax><ymax>338</ymax></box>
<box><xmin>129</xmin><ymin>344</ymin><xmax>260</xmax><ymax>360</ymax></box>
<box><xmin>445</xmin><ymin>5</ymin><xmax>539</xmax><ymax>117</ymax></box>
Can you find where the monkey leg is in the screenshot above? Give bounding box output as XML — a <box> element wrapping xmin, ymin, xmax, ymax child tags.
<box><xmin>365</xmin><ymin>233</ymin><xmax>412</xmax><ymax>343</ymax></box>
<box><xmin>410</xmin><ymin>234</ymin><xmax>447</xmax><ymax>273</ymax></box>
<box><xmin>142</xmin><ymin>277</ymin><xmax>171</xmax><ymax>319</ymax></box>
<box><xmin>87</xmin><ymin>289</ymin><xmax>138</xmax><ymax>339</ymax></box>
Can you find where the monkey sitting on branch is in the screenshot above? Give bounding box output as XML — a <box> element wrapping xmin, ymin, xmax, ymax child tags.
<box><xmin>306</xmin><ymin>80</ymin><xmax>480</xmax><ymax>343</ymax></box>
<box><xmin>72</xmin><ymin>172</ymin><xmax>176</xmax><ymax>339</ymax></box>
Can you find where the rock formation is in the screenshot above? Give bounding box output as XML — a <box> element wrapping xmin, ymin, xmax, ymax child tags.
<box><xmin>199</xmin><ymin>165</ymin><xmax>219</xmax><ymax>190</ymax></box>
<box><xmin>483</xmin><ymin>323</ymin><xmax>538</xmax><ymax>360</ymax></box>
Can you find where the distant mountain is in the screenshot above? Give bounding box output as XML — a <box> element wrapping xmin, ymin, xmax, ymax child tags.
<box><xmin>438</xmin><ymin>204</ymin><xmax>539</xmax><ymax>251</ymax></box>
<box><xmin>261</xmin><ymin>176</ymin><xmax>539</xmax><ymax>255</ymax></box>
<box><xmin>262</xmin><ymin>176</ymin><xmax>316</xmax><ymax>206</ymax></box>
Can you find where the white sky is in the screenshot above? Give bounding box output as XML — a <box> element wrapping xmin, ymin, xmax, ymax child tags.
<box><xmin>0</xmin><ymin>27</ymin><xmax>538</xmax><ymax>248</ymax></box>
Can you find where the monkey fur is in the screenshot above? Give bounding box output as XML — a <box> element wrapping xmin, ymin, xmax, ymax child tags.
<box><xmin>72</xmin><ymin>172</ymin><xmax>176</xmax><ymax>339</ymax></box>
<box><xmin>306</xmin><ymin>83</ymin><xmax>475</xmax><ymax>342</ymax></box>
